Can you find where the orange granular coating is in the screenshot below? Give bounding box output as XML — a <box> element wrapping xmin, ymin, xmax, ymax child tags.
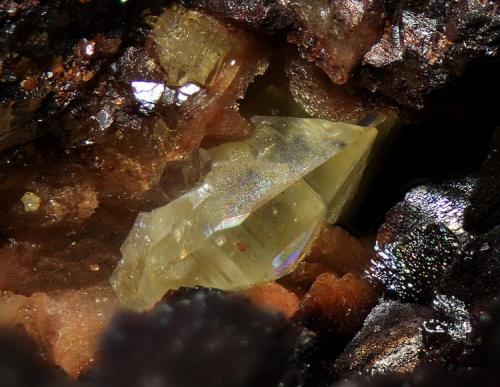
<box><xmin>243</xmin><ymin>282</ymin><xmax>300</xmax><ymax>318</ymax></box>
<box><xmin>298</xmin><ymin>272</ymin><xmax>378</xmax><ymax>336</ymax></box>
<box><xmin>0</xmin><ymin>284</ymin><xmax>118</xmax><ymax>378</ymax></box>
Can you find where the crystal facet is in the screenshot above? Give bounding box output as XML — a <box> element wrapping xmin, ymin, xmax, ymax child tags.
<box><xmin>154</xmin><ymin>5</ymin><xmax>239</xmax><ymax>87</ymax></box>
<box><xmin>111</xmin><ymin>117</ymin><xmax>377</xmax><ymax>309</ymax></box>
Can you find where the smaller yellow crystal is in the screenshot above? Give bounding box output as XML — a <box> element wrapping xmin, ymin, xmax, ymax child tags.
<box><xmin>21</xmin><ymin>191</ymin><xmax>41</xmax><ymax>212</ymax></box>
<box><xmin>153</xmin><ymin>5</ymin><xmax>239</xmax><ymax>87</ymax></box>
<box><xmin>111</xmin><ymin>117</ymin><xmax>377</xmax><ymax>309</ymax></box>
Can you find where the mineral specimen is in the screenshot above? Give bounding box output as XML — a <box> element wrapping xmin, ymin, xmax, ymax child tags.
<box><xmin>0</xmin><ymin>1</ymin><xmax>498</xmax><ymax>386</ymax></box>
<box><xmin>111</xmin><ymin>117</ymin><xmax>377</xmax><ymax>309</ymax></box>
<box><xmin>279</xmin><ymin>225</ymin><xmax>375</xmax><ymax>296</ymax></box>
<box><xmin>183</xmin><ymin>0</ymin><xmax>385</xmax><ymax>85</ymax></box>
<box><xmin>307</xmin><ymin>225</ymin><xmax>374</xmax><ymax>276</ymax></box>
<box><xmin>333</xmin><ymin>297</ymin><xmax>500</xmax><ymax>387</ymax></box>
<box><xmin>0</xmin><ymin>0</ymin><xmax>128</xmax><ymax>152</ymax></box>
<box><xmin>284</xmin><ymin>54</ymin><xmax>393</xmax><ymax>124</ymax></box>
<box><xmin>154</xmin><ymin>5</ymin><xmax>242</xmax><ymax>87</ymax></box>
<box><xmin>440</xmin><ymin>225</ymin><xmax>500</xmax><ymax>310</ymax></box>
<box><xmin>179</xmin><ymin>0</ymin><xmax>294</xmax><ymax>32</ymax></box>
<box><xmin>0</xmin><ymin>4</ymin><xmax>267</xmax><ymax>296</ymax></box>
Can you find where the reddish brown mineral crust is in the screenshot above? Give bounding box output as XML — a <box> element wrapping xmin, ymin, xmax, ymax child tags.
<box><xmin>243</xmin><ymin>226</ymin><xmax>377</xmax><ymax>323</ymax></box>
<box><xmin>243</xmin><ymin>282</ymin><xmax>300</xmax><ymax>318</ymax></box>
<box><xmin>0</xmin><ymin>285</ymin><xmax>118</xmax><ymax>377</ymax></box>
<box><xmin>0</xmin><ymin>237</ymin><xmax>122</xmax><ymax>296</ymax></box>
<box><xmin>202</xmin><ymin>107</ymin><xmax>255</xmax><ymax>147</ymax></box>
<box><xmin>285</xmin><ymin>55</ymin><xmax>371</xmax><ymax>123</ymax></box>
<box><xmin>288</xmin><ymin>0</ymin><xmax>385</xmax><ymax>85</ymax></box>
<box><xmin>308</xmin><ymin>226</ymin><xmax>374</xmax><ymax>276</ymax></box>
<box><xmin>0</xmin><ymin>12</ymin><xmax>123</xmax><ymax>151</ymax></box>
<box><xmin>298</xmin><ymin>272</ymin><xmax>377</xmax><ymax>335</ymax></box>
<box><xmin>280</xmin><ymin>225</ymin><xmax>374</xmax><ymax>295</ymax></box>
<box><xmin>284</xmin><ymin>53</ymin><xmax>398</xmax><ymax>124</ymax></box>
<box><xmin>282</xmin><ymin>261</ymin><xmax>330</xmax><ymax>294</ymax></box>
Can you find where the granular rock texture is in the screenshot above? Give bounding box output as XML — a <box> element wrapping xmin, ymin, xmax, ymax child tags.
<box><xmin>281</xmin><ymin>225</ymin><xmax>375</xmax><ymax>294</ymax></box>
<box><xmin>308</xmin><ymin>226</ymin><xmax>374</xmax><ymax>277</ymax></box>
<box><xmin>298</xmin><ymin>272</ymin><xmax>377</xmax><ymax>338</ymax></box>
<box><xmin>0</xmin><ymin>285</ymin><xmax>118</xmax><ymax>377</ymax></box>
<box><xmin>284</xmin><ymin>53</ymin><xmax>397</xmax><ymax>124</ymax></box>
<box><xmin>333</xmin><ymin>297</ymin><xmax>500</xmax><ymax>387</ymax></box>
<box><xmin>0</xmin><ymin>286</ymin><xmax>118</xmax><ymax>377</ymax></box>
<box><xmin>370</xmin><ymin>175</ymin><xmax>500</xmax><ymax>312</ymax></box>
<box><xmin>244</xmin><ymin>282</ymin><xmax>300</xmax><ymax>319</ymax></box>
<box><xmin>440</xmin><ymin>225</ymin><xmax>500</xmax><ymax>311</ymax></box>
<box><xmin>371</xmin><ymin>223</ymin><xmax>460</xmax><ymax>303</ymax></box>
<box><xmin>288</xmin><ymin>0</ymin><xmax>385</xmax><ymax>85</ymax></box>
<box><xmin>0</xmin><ymin>0</ymin><xmax>125</xmax><ymax>152</ymax></box>
<box><xmin>179</xmin><ymin>0</ymin><xmax>294</xmax><ymax>33</ymax></box>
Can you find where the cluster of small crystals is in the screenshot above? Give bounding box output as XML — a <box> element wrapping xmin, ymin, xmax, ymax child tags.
<box><xmin>111</xmin><ymin>117</ymin><xmax>377</xmax><ymax>309</ymax></box>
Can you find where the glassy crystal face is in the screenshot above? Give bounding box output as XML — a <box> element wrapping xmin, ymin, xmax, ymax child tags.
<box><xmin>111</xmin><ymin>117</ymin><xmax>377</xmax><ymax>309</ymax></box>
<box><xmin>154</xmin><ymin>5</ymin><xmax>239</xmax><ymax>87</ymax></box>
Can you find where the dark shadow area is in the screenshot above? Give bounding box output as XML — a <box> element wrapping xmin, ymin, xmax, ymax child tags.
<box><xmin>344</xmin><ymin>56</ymin><xmax>500</xmax><ymax>236</ymax></box>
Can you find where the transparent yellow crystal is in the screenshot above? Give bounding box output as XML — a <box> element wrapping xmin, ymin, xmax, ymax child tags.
<box><xmin>153</xmin><ymin>5</ymin><xmax>239</xmax><ymax>87</ymax></box>
<box><xmin>111</xmin><ymin>117</ymin><xmax>377</xmax><ymax>309</ymax></box>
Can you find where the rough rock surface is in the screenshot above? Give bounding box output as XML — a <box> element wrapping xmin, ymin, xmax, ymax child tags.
<box><xmin>181</xmin><ymin>0</ymin><xmax>500</xmax><ymax>110</ymax></box>
<box><xmin>367</xmin><ymin>175</ymin><xmax>500</xmax><ymax>372</ymax></box>
<box><xmin>243</xmin><ymin>282</ymin><xmax>300</xmax><ymax>319</ymax></box>
<box><xmin>0</xmin><ymin>285</ymin><xmax>118</xmax><ymax>377</ymax></box>
<box><xmin>298</xmin><ymin>272</ymin><xmax>378</xmax><ymax>338</ymax></box>
<box><xmin>361</xmin><ymin>0</ymin><xmax>500</xmax><ymax>108</ymax></box>
<box><xmin>335</xmin><ymin>300</ymin><xmax>435</xmax><ymax>377</ymax></box>
<box><xmin>288</xmin><ymin>0</ymin><xmax>385</xmax><ymax>85</ymax></box>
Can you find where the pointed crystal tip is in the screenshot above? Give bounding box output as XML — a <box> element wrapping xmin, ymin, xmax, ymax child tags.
<box><xmin>111</xmin><ymin>117</ymin><xmax>377</xmax><ymax>309</ymax></box>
